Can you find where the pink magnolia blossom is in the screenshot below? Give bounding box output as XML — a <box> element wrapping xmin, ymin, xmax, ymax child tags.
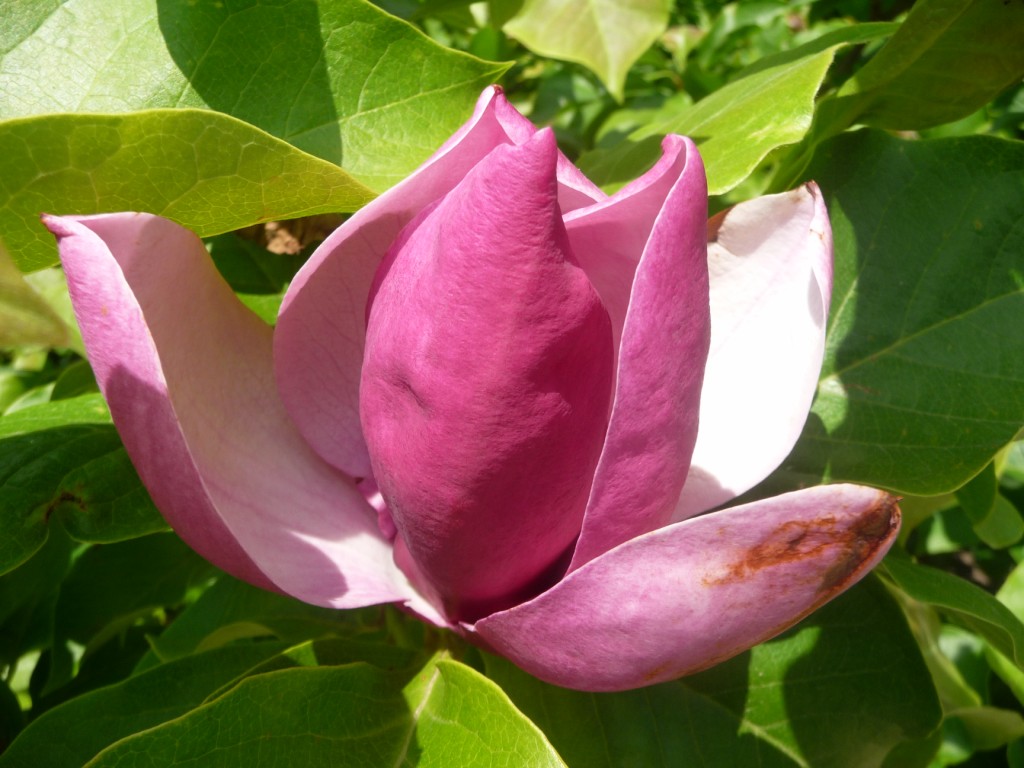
<box><xmin>44</xmin><ymin>87</ymin><xmax>899</xmax><ymax>692</ymax></box>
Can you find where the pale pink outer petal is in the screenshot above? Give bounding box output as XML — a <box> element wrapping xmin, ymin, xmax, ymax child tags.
<box><xmin>566</xmin><ymin>136</ymin><xmax>711</xmax><ymax>570</ymax></box>
<box><xmin>44</xmin><ymin>213</ymin><xmax>442</xmax><ymax>623</ymax></box>
<box><xmin>673</xmin><ymin>184</ymin><xmax>833</xmax><ymax>521</ymax></box>
<box><xmin>274</xmin><ymin>86</ymin><xmax>605</xmax><ymax>479</ymax></box>
<box><xmin>474</xmin><ymin>484</ymin><xmax>900</xmax><ymax>691</ymax></box>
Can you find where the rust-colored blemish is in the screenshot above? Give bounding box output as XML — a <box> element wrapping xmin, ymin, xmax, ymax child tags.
<box><xmin>703</xmin><ymin>494</ymin><xmax>901</xmax><ymax>595</ymax></box>
<box><xmin>640</xmin><ymin>660</ymin><xmax>673</xmax><ymax>684</ymax></box>
<box><xmin>819</xmin><ymin>495</ymin><xmax>901</xmax><ymax>594</ymax></box>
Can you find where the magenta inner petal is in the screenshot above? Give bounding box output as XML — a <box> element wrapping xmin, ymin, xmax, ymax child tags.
<box><xmin>567</xmin><ymin>136</ymin><xmax>711</xmax><ymax>570</ymax></box>
<box><xmin>360</xmin><ymin>130</ymin><xmax>613</xmax><ymax>621</ymax></box>
<box><xmin>274</xmin><ymin>87</ymin><xmax>604</xmax><ymax>480</ymax></box>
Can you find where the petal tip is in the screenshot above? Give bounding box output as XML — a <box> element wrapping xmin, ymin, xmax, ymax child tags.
<box><xmin>818</xmin><ymin>491</ymin><xmax>901</xmax><ymax>595</ymax></box>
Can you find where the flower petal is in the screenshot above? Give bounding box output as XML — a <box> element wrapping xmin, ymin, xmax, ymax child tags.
<box><xmin>274</xmin><ymin>86</ymin><xmax>602</xmax><ymax>479</ymax></box>
<box><xmin>566</xmin><ymin>136</ymin><xmax>711</xmax><ymax>570</ymax></box>
<box><xmin>475</xmin><ymin>484</ymin><xmax>900</xmax><ymax>691</ymax></box>
<box><xmin>361</xmin><ymin>131</ymin><xmax>613</xmax><ymax>621</ymax></box>
<box><xmin>674</xmin><ymin>184</ymin><xmax>833</xmax><ymax>521</ymax></box>
<box><xmin>44</xmin><ymin>213</ymin><xmax>438</xmax><ymax>621</ymax></box>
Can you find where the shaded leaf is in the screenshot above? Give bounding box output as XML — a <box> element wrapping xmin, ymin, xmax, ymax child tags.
<box><xmin>783</xmin><ymin>131</ymin><xmax>1024</xmax><ymax>494</ymax></box>
<box><xmin>0</xmin><ymin>525</ymin><xmax>71</xmax><ymax>666</ymax></box>
<box><xmin>0</xmin><ymin>395</ymin><xmax>164</xmax><ymax>575</ymax></box>
<box><xmin>135</xmin><ymin>576</ymin><xmax>389</xmax><ymax>671</ymax></box>
<box><xmin>0</xmin><ymin>643</ymin><xmax>290</xmax><ymax>768</ymax></box>
<box><xmin>53</xmin><ymin>534</ymin><xmax>214</xmax><ymax>652</ymax></box>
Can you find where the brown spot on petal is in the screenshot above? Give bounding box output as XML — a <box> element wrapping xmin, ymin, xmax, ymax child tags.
<box><xmin>819</xmin><ymin>495</ymin><xmax>901</xmax><ymax>594</ymax></box>
<box><xmin>703</xmin><ymin>493</ymin><xmax>901</xmax><ymax>593</ymax></box>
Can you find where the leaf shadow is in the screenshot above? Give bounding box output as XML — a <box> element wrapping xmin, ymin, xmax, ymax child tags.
<box><xmin>779</xmin><ymin>578</ymin><xmax>943</xmax><ymax>767</ymax></box>
<box><xmin>156</xmin><ymin>0</ymin><xmax>343</xmax><ymax>166</ymax></box>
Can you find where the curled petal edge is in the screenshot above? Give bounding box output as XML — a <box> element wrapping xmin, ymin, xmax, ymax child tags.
<box><xmin>44</xmin><ymin>212</ymin><xmax>440</xmax><ymax>623</ymax></box>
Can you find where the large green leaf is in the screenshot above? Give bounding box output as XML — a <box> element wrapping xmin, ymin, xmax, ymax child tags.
<box><xmin>503</xmin><ymin>0</ymin><xmax>669</xmax><ymax>101</ymax></box>
<box><xmin>486</xmin><ymin>578</ymin><xmax>939</xmax><ymax>768</ymax></box>
<box><xmin>0</xmin><ymin>643</ymin><xmax>290</xmax><ymax>768</ymax></box>
<box><xmin>831</xmin><ymin>0</ymin><xmax>1024</xmax><ymax>130</ymax></box>
<box><xmin>784</xmin><ymin>131</ymin><xmax>1024</xmax><ymax>494</ymax></box>
<box><xmin>42</xmin><ymin>535</ymin><xmax>210</xmax><ymax>700</ymax></box>
<box><xmin>579</xmin><ymin>45</ymin><xmax>838</xmax><ymax>194</ymax></box>
<box><xmin>87</xmin><ymin>657</ymin><xmax>565</xmax><ymax>767</ymax></box>
<box><xmin>0</xmin><ymin>109</ymin><xmax>373</xmax><ymax>272</ymax></box>
<box><xmin>0</xmin><ymin>395</ymin><xmax>164</xmax><ymax>576</ymax></box>
<box><xmin>0</xmin><ymin>0</ymin><xmax>507</xmax><ymax>192</ymax></box>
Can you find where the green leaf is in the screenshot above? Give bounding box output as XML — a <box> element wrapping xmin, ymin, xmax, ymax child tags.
<box><xmin>579</xmin><ymin>45</ymin><xmax>838</xmax><ymax>194</ymax></box>
<box><xmin>87</xmin><ymin>657</ymin><xmax>565</xmax><ymax>767</ymax></box>
<box><xmin>0</xmin><ymin>240</ymin><xmax>67</xmax><ymax>347</ymax></box>
<box><xmin>987</xmin><ymin>564</ymin><xmax>1024</xmax><ymax>706</ymax></box>
<box><xmin>206</xmin><ymin>233</ymin><xmax>305</xmax><ymax>296</ymax></box>
<box><xmin>53</xmin><ymin>534</ymin><xmax>213</xmax><ymax>652</ymax></box>
<box><xmin>487</xmin><ymin>578</ymin><xmax>939</xmax><ymax>768</ymax></box>
<box><xmin>957</xmin><ymin>462</ymin><xmax>1024</xmax><ymax>548</ymax></box>
<box><xmin>734</xmin><ymin>22</ymin><xmax>900</xmax><ymax>80</ymax></box>
<box><xmin>5</xmin><ymin>636</ymin><xmax>423</xmax><ymax>767</ymax></box>
<box><xmin>1</xmin><ymin>110</ymin><xmax>374</xmax><ymax>272</ymax></box>
<box><xmin>135</xmin><ymin>576</ymin><xmax>387</xmax><ymax>671</ymax></box>
<box><xmin>1000</xmin><ymin>559</ymin><xmax>1024</xmax><ymax>623</ymax></box>
<box><xmin>207</xmin><ymin>636</ymin><xmax>421</xmax><ymax>698</ymax></box>
<box><xmin>19</xmin><ymin>267</ymin><xmax>85</xmax><ymax>356</ymax></box>
<box><xmin>0</xmin><ymin>677</ymin><xmax>23</xmax><ymax>756</ymax></box>
<box><xmin>784</xmin><ymin>131</ymin><xmax>1024</xmax><ymax>494</ymax></box>
<box><xmin>503</xmin><ymin>0</ymin><xmax>669</xmax><ymax>101</ymax></box>
<box><xmin>881</xmin><ymin>556</ymin><xmax>1024</xmax><ymax>669</ymax></box>
<box><xmin>949</xmin><ymin>707</ymin><xmax>1024</xmax><ymax>752</ymax></box>
<box><xmin>0</xmin><ymin>395</ymin><xmax>165</xmax><ymax>576</ymax></box>
<box><xmin>0</xmin><ymin>524</ymin><xmax>71</xmax><ymax>666</ymax></box>
<box><xmin>0</xmin><ymin>643</ymin><xmax>290</xmax><ymax>768</ymax></box>
<box><xmin>0</xmin><ymin>0</ymin><xmax>508</xmax><ymax>192</ymax></box>
<box><xmin>832</xmin><ymin>0</ymin><xmax>1024</xmax><ymax>130</ymax></box>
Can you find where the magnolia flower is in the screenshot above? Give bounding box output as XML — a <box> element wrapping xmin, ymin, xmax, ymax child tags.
<box><xmin>44</xmin><ymin>87</ymin><xmax>898</xmax><ymax>692</ymax></box>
